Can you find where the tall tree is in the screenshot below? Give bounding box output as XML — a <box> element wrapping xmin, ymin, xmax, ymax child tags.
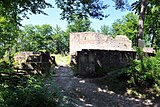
<box><xmin>137</xmin><ymin>0</ymin><xmax>147</xmax><ymax>46</ymax></box>
<box><xmin>111</xmin><ymin>13</ymin><xmax>138</xmax><ymax>46</ymax></box>
<box><xmin>99</xmin><ymin>25</ymin><xmax>111</xmax><ymax>35</ymax></box>
<box><xmin>115</xmin><ymin>0</ymin><xmax>148</xmax><ymax>47</ymax></box>
<box><xmin>67</xmin><ymin>16</ymin><xmax>92</xmax><ymax>32</ymax></box>
<box><xmin>19</xmin><ymin>24</ymin><xmax>36</xmax><ymax>51</ymax></box>
<box><xmin>132</xmin><ymin>0</ymin><xmax>160</xmax><ymax>48</ymax></box>
<box><xmin>0</xmin><ymin>16</ymin><xmax>19</xmax><ymax>58</ymax></box>
<box><xmin>55</xmin><ymin>0</ymin><xmax>109</xmax><ymax>22</ymax></box>
<box><xmin>144</xmin><ymin>1</ymin><xmax>160</xmax><ymax>49</ymax></box>
<box><xmin>0</xmin><ymin>0</ymin><xmax>53</xmax><ymax>59</ymax></box>
<box><xmin>138</xmin><ymin>0</ymin><xmax>147</xmax><ymax>39</ymax></box>
<box><xmin>19</xmin><ymin>24</ymin><xmax>69</xmax><ymax>54</ymax></box>
<box><xmin>52</xmin><ymin>25</ymin><xmax>69</xmax><ymax>53</ymax></box>
<box><xmin>19</xmin><ymin>24</ymin><xmax>54</xmax><ymax>52</ymax></box>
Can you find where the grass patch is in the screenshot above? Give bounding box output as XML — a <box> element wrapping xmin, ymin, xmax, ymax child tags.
<box><xmin>53</xmin><ymin>54</ymin><xmax>71</xmax><ymax>66</ymax></box>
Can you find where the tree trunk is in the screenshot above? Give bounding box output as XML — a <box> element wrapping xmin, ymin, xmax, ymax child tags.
<box><xmin>137</xmin><ymin>0</ymin><xmax>147</xmax><ymax>47</ymax></box>
<box><xmin>151</xmin><ymin>28</ymin><xmax>155</xmax><ymax>47</ymax></box>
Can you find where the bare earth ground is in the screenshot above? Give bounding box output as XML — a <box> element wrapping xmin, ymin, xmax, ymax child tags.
<box><xmin>49</xmin><ymin>66</ymin><xmax>159</xmax><ymax>107</ymax></box>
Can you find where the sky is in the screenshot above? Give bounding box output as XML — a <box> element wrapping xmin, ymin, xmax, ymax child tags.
<box><xmin>21</xmin><ymin>0</ymin><xmax>136</xmax><ymax>31</ymax></box>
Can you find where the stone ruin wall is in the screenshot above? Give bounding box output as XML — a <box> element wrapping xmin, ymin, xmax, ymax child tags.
<box><xmin>70</xmin><ymin>32</ymin><xmax>155</xmax><ymax>55</ymax></box>
<box><xmin>14</xmin><ymin>51</ymin><xmax>56</xmax><ymax>74</ymax></box>
<box><xmin>70</xmin><ymin>32</ymin><xmax>155</xmax><ymax>76</ymax></box>
<box><xmin>70</xmin><ymin>32</ymin><xmax>133</xmax><ymax>56</ymax></box>
<box><xmin>14</xmin><ymin>51</ymin><xmax>35</xmax><ymax>68</ymax></box>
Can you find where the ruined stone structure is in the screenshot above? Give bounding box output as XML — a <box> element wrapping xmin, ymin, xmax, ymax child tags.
<box><xmin>70</xmin><ymin>32</ymin><xmax>133</xmax><ymax>56</ymax></box>
<box><xmin>70</xmin><ymin>32</ymin><xmax>154</xmax><ymax>76</ymax></box>
<box><xmin>14</xmin><ymin>51</ymin><xmax>55</xmax><ymax>74</ymax></box>
<box><xmin>77</xmin><ymin>50</ymin><xmax>136</xmax><ymax>76</ymax></box>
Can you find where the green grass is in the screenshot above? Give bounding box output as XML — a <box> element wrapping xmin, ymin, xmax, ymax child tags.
<box><xmin>53</xmin><ymin>54</ymin><xmax>71</xmax><ymax>66</ymax></box>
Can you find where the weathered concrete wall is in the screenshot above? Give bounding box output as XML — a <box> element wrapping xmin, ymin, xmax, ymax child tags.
<box><xmin>143</xmin><ymin>47</ymin><xmax>155</xmax><ymax>53</ymax></box>
<box><xmin>76</xmin><ymin>50</ymin><xmax>136</xmax><ymax>76</ymax></box>
<box><xmin>70</xmin><ymin>32</ymin><xmax>155</xmax><ymax>76</ymax></box>
<box><xmin>70</xmin><ymin>32</ymin><xmax>133</xmax><ymax>56</ymax></box>
<box><xmin>77</xmin><ymin>50</ymin><xmax>95</xmax><ymax>75</ymax></box>
<box><xmin>14</xmin><ymin>51</ymin><xmax>55</xmax><ymax>74</ymax></box>
<box><xmin>76</xmin><ymin>50</ymin><xmax>136</xmax><ymax>75</ymax></box>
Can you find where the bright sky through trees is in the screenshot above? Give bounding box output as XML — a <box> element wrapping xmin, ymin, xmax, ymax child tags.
<box><xmin>21</xmin><ymin>0</ymin><xmax>136</xmax><ymax>31</ymax></box>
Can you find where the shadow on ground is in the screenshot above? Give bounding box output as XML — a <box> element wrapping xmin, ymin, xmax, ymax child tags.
<box><xmin>51</xmin><ymin>66</ymin><xmax>159</xmax><ymax>107</ymax></box>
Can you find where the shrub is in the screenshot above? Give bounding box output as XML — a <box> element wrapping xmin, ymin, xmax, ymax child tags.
<box><xmin>119</xmin><ymin>49</ymin><xmax>160</xmax><ymax>86</ymax></box>
<box><xmin>0</xmin><ymin>76</ymin><xmax>61</xmax><ymax>107</ymax></box>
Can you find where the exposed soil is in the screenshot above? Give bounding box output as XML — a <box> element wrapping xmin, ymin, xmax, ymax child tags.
<box><xmin>50</xmin><ymin>66</ymin><xmax>159</xmax><ymax>107</ymax></box>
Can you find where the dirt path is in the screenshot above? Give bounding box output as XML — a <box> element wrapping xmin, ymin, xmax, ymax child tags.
<box><xmin>52</xmin><ymin>66</ymin><xmax>156</xmax><ymax>107</ymax></box>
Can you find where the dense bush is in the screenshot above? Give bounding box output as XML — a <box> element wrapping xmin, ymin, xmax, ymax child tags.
<box><xmin>119</xmin><ymin>50</ymin><xmax>160</xmax><ymax>95</ymax></box>
<box><xmin>0</xmin><ymin>52</ymin><xmax>15</xmax><ymax>73</ymax></box>
<box><xmin>0</xmin><ymin>76</ymin><xmax>61</xmax><ymax>107</ymax></box>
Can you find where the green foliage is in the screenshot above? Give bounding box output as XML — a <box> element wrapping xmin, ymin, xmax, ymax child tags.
<box><xmin>52</xmin><ymin>25</ymin><xmax>69</xmax><ymax>54</ymax></box>
<box><xmin>120</xmin><ymin>51</ymin><xmax>160</xmax><ymax>91</ymax></box>
<box><xmin>0</xmin><ymin>76</ymin><xmax>61</xmax><ymax>107</ymax></box>
<box><xmin>113</xmin><ymin>0</ymin><xmax>131</xmax><ymax>10</ymax></box>
<box><xmin>0</xmin><ymin>16</ymin><xmax>19</xmax><ymax>58</ymax></box>
<box><xmin>67</xmin><ymin>16</ymin><xmax>92</xmax><ymax>32</ymax></box>
<box><xmin>116</xmin><ymin>51</ymin><xmax>160</xmax><ymax>98</ymax></box>
<box><xmin>144</xmin><ymin>1</ymin><xmax>160</xmax><ymax>49</ymax></box>
<box><xmin>0</xmin><ymin>59</ymin><xmax>14</xmax><ymax>73</ymax></box>
<box><xmin>132</xmin><ymin>0</ymin><xmax>160</xmax><ymax>48</ymax></box>
<box><xmin>54</xmin><ymin>54</ymin><xmax>71</xmax><ymax>66</ymax></box>
<box><xmin>18</xmin><ymin>24</ymin><xmax>53</xmax><ymax>52</ymax></box>
<box><xmin>0</xmin><ymin>0</ymin><xmax>52</xmax><ymax>24</ymax></box>
<box><xmin>18</xmin><ymin>24</ymin><xmax>69</xmax><ymax>54</ymax></box>
<box><xmin>111</xmin><ymin>12</ymin><xmax>138</xmax><ymax>46</ymax></box>
<box><xmin>0</xmin><ymin>51</ymin><xmax>16</xmax><ymax>73</ymax></box>
<box><xmin>55</xmin><ymin>0</ymin><xmax>109</xmax><ymax>22</ymax></box>
<box><xmin>98</xmin><ymin>25</ymin><xmax>111</xmax><ymax>35</ymax></box>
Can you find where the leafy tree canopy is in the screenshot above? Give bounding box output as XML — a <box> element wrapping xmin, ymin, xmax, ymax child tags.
<box><xmin>0</xmin><ymin>16</ymin><xmax>19</xmax><ymax>58</ymax></box>
<box><xmin>111</xmin><ymin>12</ymin><xmax>138</xmax><ymax>46</ymax></box>
<box><xmin>19</xmin><ymin>24</ymin><xmax>53</xmax><ymax>52</ymax></box>
<box><xmin>18</xmin><ymin>24</ymin><xmax>69</xmax><ymax>54</ymax></box>
<box><xmin>0</xmin><ymin>0</ymin><xmax>52</xmax><ymax>24</ymax></box>
<box><xmin>55</xmin><ymin>0</ymin><xmax>109</xmax><ymax>22</ymax></box>
<box><xmin>98</xmin><ymin>25</ymin><xmax>111</xmax><ymax>35</ymax></box>
<box><xmin>113</xmin><ymin>0</ymin><xmax>131</xmax><ymax>10</ymax></box>
<box><xmin>67</xmin><ymin>16</ymin><xmax>92</xmax><ymax>32</ymax></box>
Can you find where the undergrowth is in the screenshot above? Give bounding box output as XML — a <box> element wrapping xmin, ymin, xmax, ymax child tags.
<box><xmin>0</xmin><ymin>53</ymin><xmax>70</xmax><ymax>107</ymax></box>
<box><xmin>118</xmin><ymin>48</ymin><xmax>160</xmax><ymax>98</ymax></box>
<box><xmin>0</xmin><ymin>75</ymin><xmax>61</xmax><ymax>107</ymax></box>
